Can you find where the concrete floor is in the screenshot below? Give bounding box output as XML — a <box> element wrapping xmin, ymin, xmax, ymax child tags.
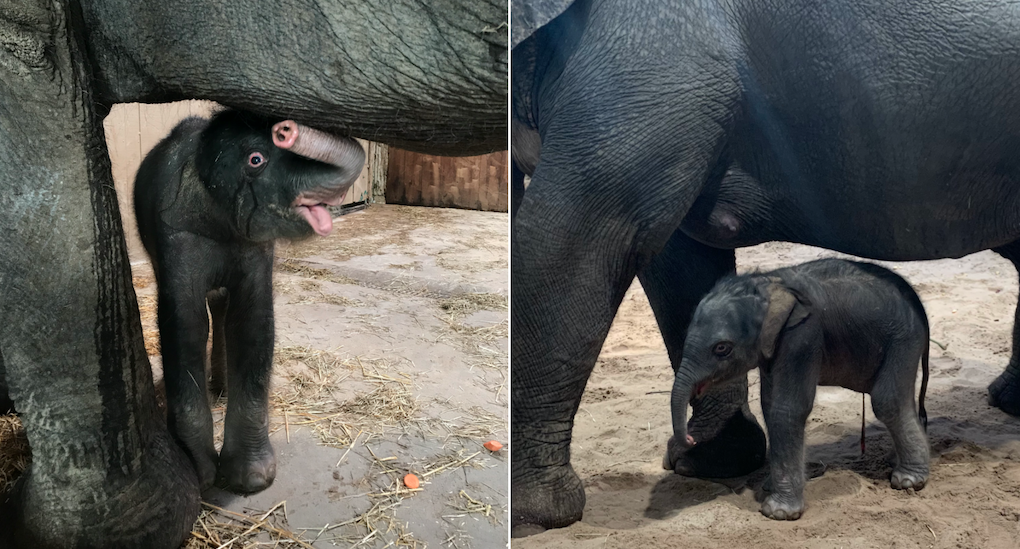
<box><xmin>131</xmin><ymin>204</ymin><xmax>508</xmax><ymax>548</ymax></box>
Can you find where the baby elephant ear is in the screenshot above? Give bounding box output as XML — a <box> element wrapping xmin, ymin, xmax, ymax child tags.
<box><xmin>758</xmin><ymin>284</ymin><xmax>810</xmax><ymax>360</ymax></box>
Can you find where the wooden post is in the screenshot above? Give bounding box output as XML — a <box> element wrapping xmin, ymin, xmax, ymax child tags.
<box><xmin>370</xmin><ymin>142</ymin><xmax>389</xmax><ymax>204</ymax></box>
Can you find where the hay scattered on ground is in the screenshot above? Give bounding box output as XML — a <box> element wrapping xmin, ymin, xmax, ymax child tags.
<box><xmin>275</xmin><ymin>277</ymin><xmax>363</xmax><ymax>307</ymax></box>
<box><xmin>433</xmin><ymin>294</ymin><xmax>508</xmax><ymax>349</ymax></box>
<box><xmin>435</xmin><ymin>317</ymin><xmax>509</xmax><ymax>350</ymax></box>
<box><xmin>132</xmin><ymin>273</ymin><xmax>154</xmax><ymax>290</ymax></box>
<box><xmin>419</xmin><ymin>449</ymin><xmax>486</xmax><ymax>480</ymax></box>
<box><xmin>297</xmin><ymin>446</ymin><xmax>491</xmax><ymax>548</ymax></box>
<box><xmin>444</xmin><ymin>490</ymin><xmax>502</xmax><ymax>524</ymax></box>
<box><xmin>271</xmin><ymin>347</ymin><xmax>429</xmax><ymax>448</ymax></box>
<box><xmin>388</xmin><ymin>261</ymin><xmax>423</xmax><ymax>271</ymax></box>
<box><xmin>437</xmin><ymin>293</ymin><xmax>507</xmax><ymax>316</ymax></box>
<box><xmin>281</xmin><ymin>205</ymin><xmax>450</xmax><ymax>262</ymax></box>
<box><xmin>183</xmin><ymin>501</ymin><xmax>314</xmax><ymax>548</ymax></box>
<box><xmin>293</xmin><ymin>446</ymin><xmax>427</xmax><ymax>547</ymax></box>
<box><xmin>435</xmin><ymin>256</ymin><xmax>508</xmax><ymax>274</ymax></box>
<box><xmin>275</xmin><ymin>259</ymin><xmax>358</xmax><ymax>286</ymax></box>
<box><xmin>0</xmin><ymin>414</ymin><xmax>29</xmax><ymax>494</ymax></box>
<box><xmin>444</xmin><ymin>406</ymin><xmax>504</xmax><ymax>443</ymax></box>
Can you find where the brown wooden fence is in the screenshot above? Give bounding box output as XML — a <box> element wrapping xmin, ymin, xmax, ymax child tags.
<box><xmin>385</xmin><ymin>149</ymin><xmax>509</xmax><ymax>212</ymax></box>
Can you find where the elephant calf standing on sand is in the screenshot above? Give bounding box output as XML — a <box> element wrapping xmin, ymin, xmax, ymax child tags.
<box><xmin>664</xmin><ymin>258</ymin><xmax>931</xmax><ymax>520</ymax></box>
<box><xmin>134</xmin><ymin>109</ymin><xmax>365</xmax><ymax>493</ymax></box>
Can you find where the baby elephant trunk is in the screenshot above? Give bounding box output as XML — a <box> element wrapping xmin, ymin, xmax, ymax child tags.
<box><xmin>272</xmin><ymin>121</ymin><xmax>366</xmax><ymax>236</ymax></box>
<box><xmin>272</xmin><ymin>120</ymin><xmax>366</xmax><ymax>190</ymax></box>
<box><xmin>671</xmin><ymin>366</ymin><xmax>698</xmax><ymax>449</ymax></box>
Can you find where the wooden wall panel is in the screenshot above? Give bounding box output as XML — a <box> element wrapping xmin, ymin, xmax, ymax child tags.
<box><xmin>105</xmin><ymin>100</ymin><xmax>218</xmax><ymax>262</ymax></box>
<box><xmin>385</xmin><ymin>149</ymin><xmax>509</xmax><ymax>212</ymax></box>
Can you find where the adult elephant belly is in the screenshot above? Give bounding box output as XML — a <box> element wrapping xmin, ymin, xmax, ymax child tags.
<box><xmin>679</xmin><ymin>160</ymin><xmax>1020</xmax><ymax>261</ymax></box>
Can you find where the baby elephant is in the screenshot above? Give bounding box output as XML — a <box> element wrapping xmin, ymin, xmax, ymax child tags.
<box><xmin>663</xmin><ymin>258</ymin><xmax>930</xmax><ymax>520</ymax></box>
<box><xmin>135</xmin><ymin>109</ymin><xmax>365</xmax><ymax>493</ymax></box>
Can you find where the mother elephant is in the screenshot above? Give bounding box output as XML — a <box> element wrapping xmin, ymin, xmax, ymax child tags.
<box><xmin>0</xmin><ymin>1</ymin><xmax>505</xmax><ymax>547</ymax></box>
<box><xmin>512</xmin><ymin>0</ymin><xmax>1020</xmax><ymax>534</ymax></box>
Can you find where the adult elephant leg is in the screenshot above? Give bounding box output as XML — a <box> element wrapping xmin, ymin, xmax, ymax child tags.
<box><xmin>0</xmin><ymin>3</ymin><xmax>199</xmax><ymax>547</ymax></box>
<box><xmin>511</xmin><ymin>161</ymin><xmax>526</xmax><ymax>222</ymax></box>
<box><xmin>512</xmin><ymin>22</ymin><xmax>740</xmax><ymax>533</ymax></box>
<box><xmin>512</xmin><ymin>183</ymin><xmax>650</xmax><ymax>535</ymax></box>
<box><xmin>989</xmin><ymin>241</ymin><xmax>1020</xmax><ymax>415</ymax></box>
<box><xmin>0</xmin><ymin>349</ymin><xmax>13</xmax><ymax>414</ymax></box>
<box><xmin>638</xmin><ymin>231</ymin><xmax>767</xmax><ymax>477</ymax></box>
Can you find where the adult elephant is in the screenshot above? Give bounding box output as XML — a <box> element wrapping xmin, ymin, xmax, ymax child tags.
<box><xmin>511</xmin><ymin>0</ymin><xmax>1020</xmax><ymax>534</ymax></box>
<box><xmin>0</xmin><ymin>1</ymin><xmax>505</xmax><ymax>547</ymax></box>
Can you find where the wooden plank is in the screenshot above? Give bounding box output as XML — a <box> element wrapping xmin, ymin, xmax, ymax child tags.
<box><xmin>385</xmin><ymin>149</ymin><xmax>508</xmax><ymax>212</ymax></box>
<box><xmin>104</xmin><ymin>103</ymin><xmax>145</xmax><ymax>261</ymax></box>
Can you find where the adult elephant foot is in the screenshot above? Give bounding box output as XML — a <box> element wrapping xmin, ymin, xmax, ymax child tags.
<box><xmin>990</xmin><ymin>242</ymin><xmax>1020</xmax><ymax>417</ymax></box>
<box><xmin>988</xmin><ymin>365</ymin><xmax>1020</xmax><ymax>416</ymax></box>
<box><xmin>668</xmin><ymin>406</ymin><xmax>767</xmax><ymax>478</ymax></box>
<box><xmin>663</xmin><ymin>378</ymin><xmax>767</xmax><ymax>478</ymax></box>
<box><xmin>640</xmin><ymin>231</ymin><xmax>767</xmax><ymax>480</ymax></box>
<box><xmin>510</xmin><ymin>461</ymin><xmax>585</xmax><ymax>537</ymax></box>
<box><xmin>11</xmin><ymin>429</ymin><xmax>200</xmax><ymax>548</ymax></box>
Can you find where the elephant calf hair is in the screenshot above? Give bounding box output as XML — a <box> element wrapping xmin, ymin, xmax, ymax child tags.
<box><xmin>664</xmin><ymin>258</ymin><xmax>930</xmax><ymax>520</ymax></box>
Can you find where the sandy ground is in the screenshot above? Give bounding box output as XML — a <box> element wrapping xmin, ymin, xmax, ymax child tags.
<box><xmin>2</xmin><ymin>205</ymin><xmax>509</xmax><ymax>548</ymax></box>
<box><xmin>515</xmin><ymin>242</ymin><xmax>1020</xmax><ymax>549</ymax></box>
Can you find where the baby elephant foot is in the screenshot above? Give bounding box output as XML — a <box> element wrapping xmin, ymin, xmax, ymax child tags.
<box><xmin>890</xmin><ymin>467</ymin><xmax>928</xmax><ymax>491</ymax></box>
<box><xmin>193</xmin><ymin>449</ymin><xmax>219</xmax><ymax>491</ymax></box>
<box><xmin>173</xmin><ymin>436</ymin><xmax>217</xmax><ymax>490</ymax></box>
<box><xmin>761</xmin><ymin>494</ymin><xmax>805</xmax><ymax>521</ymax></box>
<box><xmin>217</xmin><ymin>444</ymin><xmax>277</xmax><ymax>494</ymax></box>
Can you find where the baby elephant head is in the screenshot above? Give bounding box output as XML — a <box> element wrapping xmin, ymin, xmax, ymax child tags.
<box><xmin>665</xmin><ymin>276</ymin><xmax>810</xmax><ymax>467</ymax></box>
<box><xmin>196</xmin><ymin>110</ymin><xmax>365</xmax><ymax>241</ymax></box>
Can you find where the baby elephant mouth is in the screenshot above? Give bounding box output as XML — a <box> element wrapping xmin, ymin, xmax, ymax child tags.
<box><xmin>291</xmin><ymin>187</ymin><xmax>349</xmax><ymax>236</ymax></box>
<box><xmin>273</xmin><ymin>119</ymin><xmax>365</xmax><ymax>238</ymax></box>
<box><xmin>695</xmin><ymin>380</ymin><xmax>710</xmax><ymax>397</ymax></box>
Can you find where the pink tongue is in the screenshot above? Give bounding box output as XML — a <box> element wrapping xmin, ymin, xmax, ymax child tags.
<box><xmin>297</xmin><ymin>205</ymin><xmax>333</xmax><ymax>236</ymax></box>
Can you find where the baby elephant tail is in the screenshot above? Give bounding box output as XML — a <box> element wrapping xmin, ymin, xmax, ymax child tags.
<box><xmin>919</xmin><ymin>338</ymin><xmax>929</xmax><ymax>431</ymax></box>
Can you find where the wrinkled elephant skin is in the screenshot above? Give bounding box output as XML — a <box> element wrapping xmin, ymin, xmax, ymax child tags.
<box><xmin>0</xmin><ymin>1</ymin><xmax>506</xmax><ymax>547</ymax></box>
<box><xmin>666</xmin><ymin>259</ymin><xmax>931</xmax><ymax>520</ymax></box>
<box><xmin>513</xmin><ymin>0</ymin><xmax>1020</xmax><ymax>533</ymax></box>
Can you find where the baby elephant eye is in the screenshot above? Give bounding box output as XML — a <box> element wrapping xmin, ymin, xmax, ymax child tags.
<box><xmin>712</xmin><ymin>342</ymin><xmax>733</xmax><ymax>358</ymax></box>
<box><xmin>247</xmin><ymin>152</ymin><xmax>265</xmax><ymax>168</ymax></box>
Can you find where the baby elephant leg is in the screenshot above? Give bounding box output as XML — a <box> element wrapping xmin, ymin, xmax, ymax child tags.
<box><xmin>761</xmin><ymin>375</ymin><xmax>815</xmax><ymax>520</ymax></box>
<box><xmin>217</xmin><ymin>271</ymin><xmax>276</xmax><ymax>494</ymax></box>
<box><xmin>870</xmin><ymin>343</ymin><xmax>930</xmax><ymax>490</ymax></box>
<box><xmin>206</xmin><ymin>288</ymin><xmax>229</xmax><ymax>397</ymax></box>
